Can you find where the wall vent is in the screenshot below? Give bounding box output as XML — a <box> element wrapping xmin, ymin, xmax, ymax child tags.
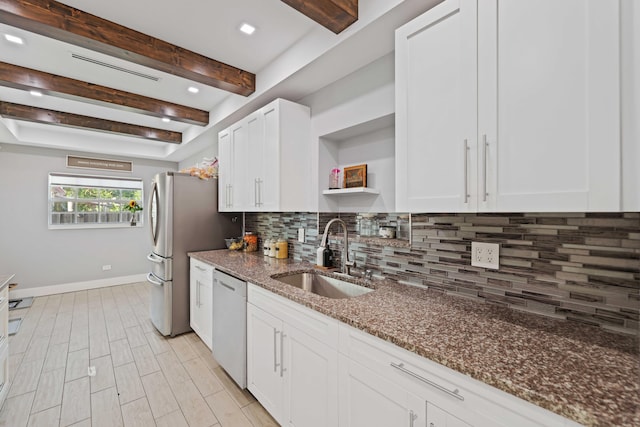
<box><xmin>71</xmin><ymin>53</ymin><xmax>160</xmax><ymax>81</ymax></box>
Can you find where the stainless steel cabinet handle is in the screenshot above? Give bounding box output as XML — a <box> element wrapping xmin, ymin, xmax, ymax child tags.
<box><xmin>254</xmin><ymin>178</ymin><xmax>259</xmax><ymax>207</ymax></box>
<box><xmin>195</xmin><ymin>265</ymin><xmax>206</xmax><ymax>272</ymax></box>
<box><xmin>482</xmin><ymin>134</ymin><xmax>488</xmax><ymax>202</ymax></box>
<box><xmin>273</xmin><ymin>329</ymin><xmax>280</xmax><ymax>373</ymax></box>
<box><xmin>197</xmin><ymin>280</ymin><xmax>201</xmax><ymax>307</ymax></box>
<box><xmin>280</xmin><ymin>332</ymin><xmax>286</xmax><ymax>377</ymax></box>
<box><xmin>409</xmin><ymin>409</ymin><xmax>417</xmax><ymax>427</ymax></box>
<box><xmin>463</xmin><ymin>139</ymin><xmax>469</xmax><ymax>203</ymax></box>
<box><xmin>258</xmin><ymin>178</ymin><xmax>263</xmax><ymax>207</ymax></box>
<box><xmin>390</xmin><ymin>362</ymin><xmax>464</xmax><ymax>401</ymax></box>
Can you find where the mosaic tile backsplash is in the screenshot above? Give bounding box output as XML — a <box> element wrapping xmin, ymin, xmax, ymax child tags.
<box><xmin>244</xmin><ymin>212</ymin><xmax>640</xmax><ymax>335</ymax></box>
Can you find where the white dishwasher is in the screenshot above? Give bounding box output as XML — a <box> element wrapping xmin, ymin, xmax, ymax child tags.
<box><xmin>212</xmin><ymin>269</ymin><xmax>247</xmax><ymax>388</ymax></box>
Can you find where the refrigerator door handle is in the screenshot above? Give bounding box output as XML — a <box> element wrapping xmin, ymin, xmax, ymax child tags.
<box><xmin>146</xmin><ymin>272</ymin><xmax>164</xmax><ymax>287</ymax></box>
<box><xmin>149</xmin><ymin>181</ymin><xmax>159</xmax><ymax>246</ymax></box>
<box><xmin>146</xmin><ymin>253</ymin><xmax>164</xmax><ymax>264</ymax></box>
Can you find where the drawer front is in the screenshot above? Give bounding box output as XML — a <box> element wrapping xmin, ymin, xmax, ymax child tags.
<box><xmin>190</xmin><ymin>258</ymin><xmax>214</xmax><ymax>284</ymax></box>
<box><xmin>248</xmin><ymin>284</ymin><xmax>339</xmax><ymax>348</ymax></box>
<box><xmin>148</xmin><ymin>252</ymin><xmax>172</xmax><ymax>281</ymax></box>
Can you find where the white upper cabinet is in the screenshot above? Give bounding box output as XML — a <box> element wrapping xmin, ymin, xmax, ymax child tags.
<box><xmin>218</xmin><ymin>122</ymin><xmax>248</xmax><ymax>212</ymax></box>
<box><xmin>396</xmin><ymin>0</ymin><xmax>622</xmax><ymax>213</ymax></box>
<box><xmin>396</xmin><ymin>0</ymin><xmax>478</xmax><ymax>213</ymax></box>
<box><xmin>218</xmin><ymin>98</ymin><xmax>311</xmax><ymax>212</ymax></box>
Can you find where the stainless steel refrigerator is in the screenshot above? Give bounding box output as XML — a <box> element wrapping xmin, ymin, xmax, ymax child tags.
<box><xmin>146</xmin><ymin>172</ymin><xmax>240</xmax><ymax>337</ymax></box>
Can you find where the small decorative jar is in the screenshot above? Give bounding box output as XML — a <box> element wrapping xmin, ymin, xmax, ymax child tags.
<box><xmin>243</xmin><ymin>232</ymin><xmax>258</xmax><ymax>252</ymax></box>
<box><xmin>275</xmin><ymin>239</ymin><xmax>289</xmax><ymax>259</ymax></box>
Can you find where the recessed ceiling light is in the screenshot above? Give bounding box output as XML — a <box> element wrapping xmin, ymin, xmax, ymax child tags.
<box><xmin>240</xmin><ymin>23</ymin><xmax>256</xmax><ymax>35</ymax></box>
<box><xmin>188</xmin><ymin>86</ymin><xmax>199</xmax><ymax>94</ymax></box>
<box><xmin>4</xmin><ymin>34</ymin><xmax>24</xmax><ymax>45</ymax></box>
<box><xmin>30</xmin><ymin>90</ymin><xmax>43</xmax><ymax>97</ymax></box>
<box><xmin>162</xmin><ymin>117</ymin><xmax>171</xmax><ymax>123</ymax></box>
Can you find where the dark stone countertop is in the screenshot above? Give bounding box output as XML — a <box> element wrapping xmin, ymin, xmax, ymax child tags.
<box><xmin>189</xmin><ymin>250</ymin><xmax>639</xmax><ymax>427</ymax></box>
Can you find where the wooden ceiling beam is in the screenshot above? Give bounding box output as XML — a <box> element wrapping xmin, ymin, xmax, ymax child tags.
<box><xmin>0</xmin><ymin>0</ymin><xmax>255</xmax><ymax>96</ymax></box>
<box><xmin>0</xmin><ymin>62</ymin><xmax>209</xmax><ymax>126</ymax></box>
<box><xmin>0</xmin><ymin>101</ymin><xmax>182</xmax><ymax>144</ymax></box>
<box><xmin>281</xmin><ymin>0</ymin><xmax>357</xmax><ymax>34</ymax></box>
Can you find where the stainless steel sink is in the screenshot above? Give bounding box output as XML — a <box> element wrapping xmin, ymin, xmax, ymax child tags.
<box><xmin>272</xmin><ymin>271</ymin><xmax>373</xmax><ymax>299</ymax></box>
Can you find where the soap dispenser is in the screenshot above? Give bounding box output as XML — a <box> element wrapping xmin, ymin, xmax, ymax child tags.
<box><xmin>316</xmin><ymin>246</ymin><xmax>325</xmax><ymax>266</ymax></box>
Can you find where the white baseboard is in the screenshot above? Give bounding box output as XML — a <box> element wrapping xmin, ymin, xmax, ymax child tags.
<box><xmin>8</xmin><ymin>274</ymin><xmax>148</xmax><ymax>299</ymax></box>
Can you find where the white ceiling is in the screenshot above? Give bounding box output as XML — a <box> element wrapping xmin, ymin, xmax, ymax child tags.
<box><xmin>0</xmin><ymin>0</ymin><xmax>441</xmax><ymax>162</ymax></box>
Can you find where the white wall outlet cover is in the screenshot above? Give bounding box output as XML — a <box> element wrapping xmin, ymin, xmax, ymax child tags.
<box><xmin>298</xmin><ymin>228</ymin><xmax>305</xmax><ymax>243</ymax></box>
<box><xmin>471</xmin><ymin>242</ymin><xmax>500</xmax><ymax>269</ymax></box>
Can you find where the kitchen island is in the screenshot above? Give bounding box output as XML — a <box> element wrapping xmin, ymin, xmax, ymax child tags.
<box><xmin>190</xmin><ymin>250</ymin><xmax>639</xmax><ymax>427</ymax></box>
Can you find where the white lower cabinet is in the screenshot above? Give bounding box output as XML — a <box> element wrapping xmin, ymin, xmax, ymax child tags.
<box><xmin>247</xmin><ymin>284</ymin><xmax>339</xmax><ymax>427</ymax></box>
<box><xmin>247</xmin><ymin>287</ymin><xmax>581</xmax><ymax>427</ymax></box>
<box><xmin>189</xmin><ymin>258</ymin><xmax>213</xmax><ymax>349</ymax></box>
<box><xmin>338</xmin><ymin>324</ymin><xmax>581</xmax><ymax>427</ymax></box>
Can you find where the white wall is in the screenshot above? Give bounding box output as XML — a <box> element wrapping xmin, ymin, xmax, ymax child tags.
<box><xmin>622</xmin><ymin>0</ymin><xmax>639</xmax><ymax>210</ymax></box>
<box><xmin>177</xmin><ymin>129</ymin><xmax>218</xmax><ymax>171</ymax></box>
<box><xmin>0</xmin><ymin>143</ymin><xmax>177</xmax><ymax>291</ymax></box>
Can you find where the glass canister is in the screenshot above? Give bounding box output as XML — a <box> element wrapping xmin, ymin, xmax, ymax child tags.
<box><xmin>397</xmin><ymin>214</ymin><xmax>410</xmax><ymax>240</ymax></box>
<box><xmin>269</xmin><ymin>239</ymin><xmax>277</xmax><ymax>257</ymax></box>
<box><xmin>263</xmin><ymin>239</ymin><xmax>271</xmax><ymax>256</ymax></box>
<box><xmin>243</xmin><ymin>232</ymin><xmax>258</xmax><ymax>252</ymax></box>
<box><xmin>275</xmin><ymin>239</ymin><xmax>288</xmax><ymax>259</ymax></box>
<box><xmin>359</xmin><ymin>214</ymin><xmax>378</xmax><ymax>236</ymax></box>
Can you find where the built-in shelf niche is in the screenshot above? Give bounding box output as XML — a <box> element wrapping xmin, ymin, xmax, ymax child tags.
<box><xmin>318</xmin><ymin>113</ymin><xmax>395</xmax><ymax>212</ymax></box>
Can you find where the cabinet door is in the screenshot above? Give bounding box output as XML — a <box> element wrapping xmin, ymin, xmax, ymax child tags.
<box><xmin>259</xmin><ymin>102</ymin><xmax>281</xmax><ymax>211</ymax></box>
<box><xmin>229</xmin><ymin>122</ymin><xmax>248</xmax><ymax>211</ymax></box>
<box><xmin>218</xmin><ymin>129</ymin><xmax>232</xmax><ymax>212</ymax></box>
<box><xmin>246</xmin><ymin>111</ymin><xmax>265</xmax><ymax>211</ymax></box>
<box><xmin>396</xmin><ymin>0</ymin><xmax>478</xmax><ymax>213</ymax></box>
<box><xmin>190</xmin><ymin>261</ymin><xmax>212</xmax><ymax>349</ymax></box>
<box><xmin>198</xmin><ymin>277</ymin><xmax>212</xmax><ymax>349</ymax></box>
<box><xmin>338</xmin><ymin>355</ymin><xmax>423</xmax><ymax>427</ymax></box>
<box><xmin>283</xmin><ymin>324</ymin><xmax>338</xmax><ymax>427</ymax></box>
<box><xmin>247</xmin><ymin>303</ymin><xmax>284</xmax><ymax>423</ymax></box>
<box><xmin>478</xmin><ymin>0</ymin><xmax>621</xmax><ymax>211</ymax></box>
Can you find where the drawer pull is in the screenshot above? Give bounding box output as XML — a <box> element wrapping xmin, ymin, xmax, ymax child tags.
<box><xmin>390</xmin><ymin>362</ymin><xmax>464</xmax><ymax>401</ymax></box>
<box><xmin>273</xmin><ymin>330</ymin><xmax>280</xmax><ymax>373</ymax></box>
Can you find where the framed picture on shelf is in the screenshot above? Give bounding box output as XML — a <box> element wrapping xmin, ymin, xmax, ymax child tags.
<box><xmin>343</xmin><ymin>164</ymin><xmax>367</xmax><ymax>188</ymax></box>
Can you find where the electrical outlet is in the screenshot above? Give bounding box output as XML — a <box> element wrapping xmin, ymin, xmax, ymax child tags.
<box><xmin>102</xmin><ymin>265</ymin><xmax>111</xmax><ymax>271</ymax></box>
<box><xmin>298</xmin><ymin>228</ymin><xmax>305</xmax><ymax>243</ymax></box>
<box><xmin>471</xmin><ymin>242</ymin><xmax>499</xmax><ymax>269</ymax></box>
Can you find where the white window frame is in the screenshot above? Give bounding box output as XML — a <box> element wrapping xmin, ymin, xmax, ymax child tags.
<box><xmin>48</xmin><ymin>173</ymin><xmax>144</xmax><ymax>230</ymax></box>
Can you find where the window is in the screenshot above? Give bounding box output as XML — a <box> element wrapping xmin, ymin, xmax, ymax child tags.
<box><xmin>48</xmin><ymin>173</ymin><xmax>144</xmax><ymax>229</ymax></box>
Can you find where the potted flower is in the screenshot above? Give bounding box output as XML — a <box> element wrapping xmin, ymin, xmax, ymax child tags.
<box><xmin>123</xmin><ymin>200</ymin><xmax>143</xmax><ymax>226</ymax></box>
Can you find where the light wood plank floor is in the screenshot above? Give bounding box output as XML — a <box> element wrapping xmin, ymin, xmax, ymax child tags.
<box><xmin>0</xmin><ymin>282</ymin><xmax>279</xmax><ymax>427</ymax></box>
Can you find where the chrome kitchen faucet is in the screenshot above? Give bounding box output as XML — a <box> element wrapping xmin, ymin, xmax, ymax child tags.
<box><xmin>319</xmin><ymin>218</ymin><xmax>355</xmax><ymax>276</ymax></box>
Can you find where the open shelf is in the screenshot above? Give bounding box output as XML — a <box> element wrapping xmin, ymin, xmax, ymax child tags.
<box><xmin>322</xmin><ymin>187</ymin><xmax>380</xmax><ymax>196</ymax></box>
